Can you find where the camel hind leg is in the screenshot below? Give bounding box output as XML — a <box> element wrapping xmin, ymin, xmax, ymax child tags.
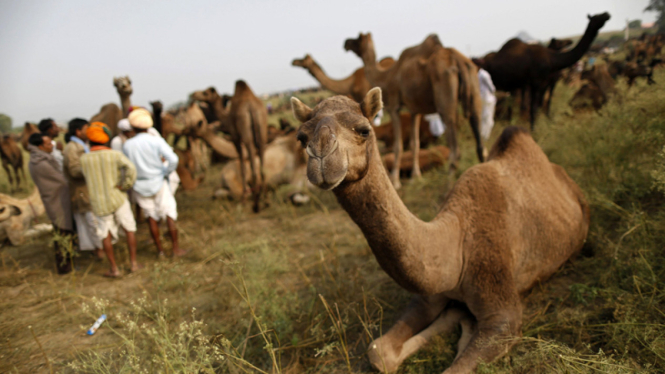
<box><xmin>388</xmin><ymin>107</ymin><xmax>403</xmax><ymax>189</ymax></box>
<box><xmin>2</xmin><ymin>159</ymin><xmax>14</xmax><ymax>192</ymax></box>
<box><xmin>410</xmin><ymin>114</ymin><xmax>422</xmax><ymax>179</ymax></box>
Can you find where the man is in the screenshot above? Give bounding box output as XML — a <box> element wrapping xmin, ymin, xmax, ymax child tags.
<box><xmin>38</xmin><ymin>118</ymin><xmax>64</xmax><ymax>170</ymax></box>
<box><xmin>123</xmin><ymin>108</ymin><xmax>185</xmax><ymax>257</ymax></box>
<box><xmin>80</xmin><ymin>122</ymin><xmax>140</xmax><ymax>277</ymax></box>
<box><xmin>27</xmin><ymin>133</ymin><xmax>73</xmax><ymax>274</ymax></box>
<box><xmin>110</xmin><ymin>119</ymin><xmax>134</xmax><ymax>152</ymax></box>
<box><xmin>477</xmin><ymin>66</ymin><xmax>497</xmax><ymax>143</ymax></box>
<box><xmin>62</xmin><ymin>118</ymin><xmax>103</xmax><ymax>258</ymax></box>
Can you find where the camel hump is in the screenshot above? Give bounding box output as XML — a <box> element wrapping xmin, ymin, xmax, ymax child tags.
<box><xmin>488</xmin><ymin>126</ymin><xmax>531</xmax><ymax>159</ymax></box>
<box><xmin>235</xmin><ymin>80</ymin><xmax>251</xmax><ymax>93</ymax></box>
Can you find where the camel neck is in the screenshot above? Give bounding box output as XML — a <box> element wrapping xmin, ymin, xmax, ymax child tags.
<box><xmin>333</xmin><ymin>137</ymin><xmax>463</xmax><ymax>295</ymax></box>
<box><xmin>153</xmin><ymin>108</ymin><xmax>163</xmax><ymax>134</ymax></box>
<box><xmin>120</xmin><ymin>95</ymin><xmax>131</xmax><ymax>117</ymax></box>
<box><xmin>550</xmin><ymin>22</ymin><xmax>602</xmax><ymax>71</ymax></box>
<box><xmin>306</xmin><ymin>61</ymin><xmax>355</xmax><ymax>95</ymax></box>
<box><xmin>211</xmin><ymin>98</ymin><xmax>229</xmax><ymax>123</ymax></box>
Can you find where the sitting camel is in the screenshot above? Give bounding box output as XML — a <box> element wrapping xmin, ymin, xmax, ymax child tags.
<box><xmin>151</xmin><ymin>100</ymin><xmax>183</xmax><ymax>145</ymax></box>
<box><xmin>373</xmin><ymin>113</ymin><xmax>434</xmax><ymax>151</ymax></box>
<box><xmin>213</xmin><ymin>130</ymin><xmax>309</xmax><ymax>204</ymax></box>
<box><xmin>0</xmin><ymin>135</ymin><xmax>25</xmax><ymax>192</ymax></box>
<box><xmin>570</xmin><ymin>64</ymin><xmax>616</xmax><ymax>111</ymax></box>
<box><xmin>291</xmin><ymin>89</ymin><xmax>590</xmax><ymax>373</ymax></box>
<box><xmin>383</xmin><ymin>145</ymin><xmax>450</xmax><ymax>178</ymax></box>
<box><xmin>292</xmin><ymin>54</ymin><xmax>395</xmax><ymax>102</ymax></box>
<box><xmin>192</xmin><ymin>82</ymin><xmax>268</xmax><ymax>212</ymax></box>
<box><xmin>0</xmin><ymin>189</ymin><xmax>51</xmax><ymax>247</ymax></box>
<box><xmin>345</xmin><ymin>33</ymin><xmax>484</xmax><ymax>188</ymax></box>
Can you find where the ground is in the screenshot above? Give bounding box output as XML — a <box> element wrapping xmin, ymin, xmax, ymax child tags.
<box><xmin>1</xmin><ymin>67</ymin><xmax>664</xmax><ymax>374</ymax></box>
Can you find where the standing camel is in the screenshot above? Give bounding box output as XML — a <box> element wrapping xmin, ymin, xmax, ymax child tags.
<box><xmin>292</xmin><ymin>54</ymin><xmax>395</xmax><ymax>102</ymax></box>
<box><xmin>291</xmin><ymin>89</ymin><xmax>590</xmax><ymax>373</ymax></box>
<box><xmin>479</xmin><ymin>13</ymin><xmax>610</xmax><ymax>130</ymax></box>
<box><xmin>192</xmin><ymin>81</ymin><xmax>268</xmax><ymax>212</ymax></box>
<box><xmin>344</xmin><ymin>33</ymin><xmax>483</xmax><ymax>188</ymax></box>
<box><xmin>0</xmin><ymin>135</ymin><xmax>26</xmax><ymax>192</ymax></box>
<box><xmin>90</xmin><ymin>76</ymin><xmax>133</xmax><ymax>135</ymax></box>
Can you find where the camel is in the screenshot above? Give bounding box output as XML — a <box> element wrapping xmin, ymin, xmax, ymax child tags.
<box><xmin>181</xmin><ymin>101</ymin><xmax>240</xmax><ymax>160</ymax></box>
<box><xmin>292</xmin><ymin>54</ymin><xmax>395</xmax><ymax>102</ymax></box>
<box><xmin>0</xmin><ymin>189</ymin><xmax>51</xmax><ymax>247</ymax></box>
<box><xmin>291</xmin><ymin>89</ymin><xmax>590</xmax><ymax>373</ymax></box>
<box><xmin>175</xmin><ymin>146</ymin><xmax>205</xmax><ymax>191</ymax></box>
<box><xmin>542</xmin><ymin>38</ymin><xmax>574</xmax><ymax>116</ymax></box>
<box><xmin>90</xmin><ymin>76</ymin><xmax>133</xmax><ymax>135</ymax></box>
<box><xmin>19</xmin><ymin>122</ymin><xmax>39</xmax><ymax>151</ymax></box>
<box><xmin>213</xmin><ymin>130</ymin><xmax>309</xmax><ymax>204</ymax></box>
<box><xmin>191</xmin><ymin>81</ymin><xmax>268</xmax><ymax>212</ymax></box>
<box><xmin>570</xmin><ymin>64</ymin><xmax>616</xmax><ymax>110</ymax></box>
<box><xmin>151</xmin><ymin>100</ymin><xmax>183</xmax><ymax>145</ymax></box>
<box><xmin>0</xmin><ymin>135</ymin><xmax>25</xmax><ymax>191</ymax></box>
<box><xmin>345</xmin><ymin>33</ymin><xmax>484</xmax><ymax>188</ymax></box>
<box><xmin>383</xmin><ymin>145</ymin><xmax>449</xmax><ymax>178</ymax></box>
<box><xmin>374</xmin><ymin>113</ymin><xmax>434</xmax><ymax>151</ymax></box>
<box><xmin>478</xmin><ymin>13</ymin><xmax>610</xmax><ymax>129</ymax></box>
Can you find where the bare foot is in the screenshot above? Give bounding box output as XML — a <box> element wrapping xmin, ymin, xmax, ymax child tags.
<box><xmin>157</xmin><ymin>251</ymin><xmax>166</xmax><ymax>259</ymax></box>
<box><xmin>130</xmin><ymin>263</ymin><xmax>145</xmax><ymax>272</ymax></box>
<box><xmin>103</xmin><ymin>269</ymin><xmax>122</xmax><ymax>278</ymax></box>
<box><xmin>172</xmin><ymin>249</ymin><xmax>190</xmax><ymax>258</ymax></box>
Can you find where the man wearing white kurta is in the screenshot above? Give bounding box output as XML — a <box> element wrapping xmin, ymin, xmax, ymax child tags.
<box><xmin>478</xmin><ymin>68</ymin><xmax>497</xmax><ymax>141</ymax></box>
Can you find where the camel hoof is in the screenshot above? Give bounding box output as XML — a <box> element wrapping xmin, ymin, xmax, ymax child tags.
<box><xmin>367</xmin><ymin>338</ymin><xmax>400</xmax><ymax>373</ymax></box>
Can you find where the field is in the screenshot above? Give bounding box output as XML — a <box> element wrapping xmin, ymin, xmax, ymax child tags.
<box><xmin>1</xmin><ymin>69</ymin><xmax>665</xmax><ymax>373</ymax></box>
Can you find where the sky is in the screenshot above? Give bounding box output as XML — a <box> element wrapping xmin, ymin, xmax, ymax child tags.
<box><xmin>0</xmin><ymin>0</ymin><xmax>655</xmax><ymax>127</ymax></box>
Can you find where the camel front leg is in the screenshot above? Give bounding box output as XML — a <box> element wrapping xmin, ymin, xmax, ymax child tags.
<box><xmin>368</xmin><ymin>294</ymin><xmax>448</xmax><ymax>373</ymax></box>
<box><xmin>389</xmin><ymin>108</ymin><xmax>403</xmax><ymax>189</ymax></box>
<box><xmin>2</xmin><ymin>160</ymin><xmax>14</xmax><ymax>192</ymax></box>
<box><xmin>410</xmin><ymin>114</ymin><xmax>422</xmax><ymax>179</ymax></box>
<box><xmin>235</xmin><ymin>142</ymin><xmax>248</xmax><ymax>203</ymax></box>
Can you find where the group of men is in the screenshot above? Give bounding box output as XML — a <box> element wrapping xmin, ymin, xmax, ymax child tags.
<box><xmin>27</xmin><ymin>108</ymin><xmax>186</xmax><ymax>278</ymax></box>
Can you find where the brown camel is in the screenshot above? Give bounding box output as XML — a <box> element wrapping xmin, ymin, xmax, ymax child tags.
<box><xmin>291</xmin><ymin>89</ymin><xmax>590</xmax><ymax>373</ymax></box>
<box><xmin>182</xmin><ymin>101</ymin><xmax>240</xmax><ymax>160</ymax></box>
<box><xmin>345</xmin><ymin>33</ymin><xmax>484</xmax><ymax>188</ymax></box>
<box><xmin>0</xmin><ymin>135</ymin><xmax>26</xmax><ymax>192</ymax></box>
<box><xmin>174</xmin><ymin>146</ymin><xmax>205</xmax><ymax>191</ymax></box>
<box><xmin>0</xmin><ymin>188</ymin><xmax>48</xmax><ymax>247</ymax></box>
<box><xmin>292</xmin><ymin>54</ymin><xmax>395</xmax><ymax>102</ymax></box>
<box><xmin>19</xmin><ymin>122</ymin><xmax>39</xmax><ymax>151</ymax></box>
<box><xmin>214</xmin><ymin>130</ymin><xmax>308</xmax><ymax>204</ymax></box>
<box><xmin>383</xmin><ymin>145</ymin><xmax>450</xmax><ymax>177</ymax></box>
<box><xmin>373</xmin><ymin>112</ymin><xmax>434</xmax><ymax>151</ymax></box>
<box><xmin>90</xmin><ymin>76</ymin><xmax>133</xmax><ymax>135</ymax></box>
<box><xmin>478</xmin><ymin>13</ymin><xmax>610</xmax><ymax>129</ymax></box>
<box><xmin>570</xmin><ymin>64</ymin><xmax>616</xmax><ymax>110</ymax></box>
<box><xmin>151</xmin><ymin>100</ymin><xmax>183</xmax><ymax>145</ymax></box>
<box><xmin>192</xmin><ymin>82</ymin><xmax>268</xmax><ymax>212</ymax></box>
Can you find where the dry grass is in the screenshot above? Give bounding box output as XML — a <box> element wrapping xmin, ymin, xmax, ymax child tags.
<box><xmin>1</xmin><ymin>68</ymin><xmax>664</xmax><ymax>373</ymax></box>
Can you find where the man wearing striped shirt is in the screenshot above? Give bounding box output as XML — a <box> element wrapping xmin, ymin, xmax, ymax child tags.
<box><xmin>80</xmin><ymin>122</ymin><xmax>141</xmax><ymax>278</ymax></box>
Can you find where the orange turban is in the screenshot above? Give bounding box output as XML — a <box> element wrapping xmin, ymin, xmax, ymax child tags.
<box><xmin>87</xmin><ymin>122</ymin><xmax>111</xmax><ymax>144</ymax></box>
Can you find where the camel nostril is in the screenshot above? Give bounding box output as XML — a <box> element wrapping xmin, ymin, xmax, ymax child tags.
<box><xmin>297</xmin><ymin>133</ymin><xmax>308</xmax><ymax>148</ymax></box>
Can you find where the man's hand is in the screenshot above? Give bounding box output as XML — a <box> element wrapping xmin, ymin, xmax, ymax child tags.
<box><xmin>56</xmin><ymin>141</ymin><xmax>64</xmax><ymax>151</ymax></box>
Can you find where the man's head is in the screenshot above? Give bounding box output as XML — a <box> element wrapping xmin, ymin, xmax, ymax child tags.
<box><xmin>86</xmin><ymin>122</ymin><xmax>112</xmax><ymax>146</ymax></box>
<box><xmin>118</xmin><ymin>118</ymin><xmax>135</xmax><ymax>138</ymax></box>
<box><xmin>38</xmin><ymin>118</ymin><xmax>59</xmax><ymax>138</ymax></box>
<box><xmin>128</xmin><ymin>108</ymin><xmax>153</xmax><ymax>133</ymax></box>
<box><xmin>67</xmin><ymin>118</ymin><xmax>90</xmax><ymax>141</ymax></box>
<box><xmin>28</xmin><ymin>133</ymin><xmax>53</xmax><ymax>153</ymax></box>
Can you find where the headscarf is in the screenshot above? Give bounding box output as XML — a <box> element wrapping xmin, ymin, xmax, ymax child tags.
<box><xmin>86</xmin><ymin>122</ymin><xmax>111</xmax><ymax>144</ymax></box>
<box><xmin>128</xmin><ymin>108</ymin><xmax>153</xmax><ymax>129</ymax></box>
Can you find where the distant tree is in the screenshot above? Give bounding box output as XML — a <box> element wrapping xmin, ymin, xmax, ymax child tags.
<box><xmin>645</xmin><ymin>0</ymin><xmax>665</xmax><ymax>33</ymax></box>
<box><xmin>628</xmin><ymin>19</ymin><xmax>642</xmax><ymax>29</ymax></box>
<box><xmin>0</xmin><ymin>114</ymin><xmax>12</xmax><ymax>134</ymax></box>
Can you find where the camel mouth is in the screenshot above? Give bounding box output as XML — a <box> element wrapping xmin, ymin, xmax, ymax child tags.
<box><xmin>291</xmin><ymin>59</ymin><xmax>303</xmax><ymax>67</ymax></box>
<box><xmin>306</xmin><ymin>148</ymin><xmax>348</xmax><ymax>191</ymax></box>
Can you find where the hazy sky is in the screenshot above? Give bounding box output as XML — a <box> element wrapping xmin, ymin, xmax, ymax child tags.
<box><xmin>0</xmin><ymin>0</ymin><xmax>655</xmax><ymax>127</ymax></box>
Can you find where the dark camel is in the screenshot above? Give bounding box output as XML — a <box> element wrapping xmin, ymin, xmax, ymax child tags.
<box><xmin>345</xmin><ymin>33</ymin><xmax>483</xmax><ymax>188</ymax></box>
<box><xmin>292</xmin><ymin>89</ymin><xmax>590</xmax><ymax>373</ymax></box>
<box><xmin>542</xmin><ymin>38</ymin><xmax>574</xmax><ymax>116</ymax></box>
<box><xmin>0</xmin><ymin>135</ymin><xmax>25</xmax><ymax>192</ymax></box>
<box><xmin>570</xmin><ymin>64</ymin><xmax>616</xmax><ymax>111</ymax></box>
<box><xmin>292</xmin><ymin>54</ymin><xmax>395</xmax><ymax>102</ymax></box>
<box><xmin>479</xmin><ymin>13</ymin><xmax>610</xmax><ymax>130</ymax></box>
<box><xmin>192</xmin><ymin>81</ymin><xmax>268</xmax><ymax>212</ymax></box>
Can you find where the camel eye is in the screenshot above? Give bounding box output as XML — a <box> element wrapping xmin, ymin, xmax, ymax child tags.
<box><xmin>356</xmin><ymin>127</ymin><xmax>370</xmax><ymax>138</ymax></box>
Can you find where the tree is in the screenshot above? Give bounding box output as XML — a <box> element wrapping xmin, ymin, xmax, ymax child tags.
<box><xmin>0</xmin><ymin>114</ymin><xmax>12</xmax><ymax>134</ymax></box>
<box><xmin>628</xmin><ymin>19</ymin><xmax>642</xmax><ymax>29</ymax></box>
<box><xmin>645</xmin><ymin>0</ymin><xmax>665</xmax><ymax>33</ymax></box>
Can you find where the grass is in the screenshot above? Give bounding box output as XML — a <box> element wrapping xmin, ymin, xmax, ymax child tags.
<box><xmin>1</xmin><ymin>67</ymin><xmax>664</xmax><ymax>373</ymax></box>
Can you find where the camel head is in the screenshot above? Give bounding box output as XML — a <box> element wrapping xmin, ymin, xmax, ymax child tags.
<box><xmin>587</xmin><ymin>12</ymin><xmax>611</xmax><ymax>31</ymax></box>
<box><xmin>113</xmin><ymin>76</ymin><xmax>133</xmax><ymax>97</ymax></box>
<box><xmin>191</xmin><ymin>87</ymin><xmax>220</xmax><ymax>105</ymax></box>
<box><xmin>291</xmin><ymin>54</ymin><xmax>315</xmax><ymax>69</ymax></box>
<box><xmin>150</xmin><ymin>101</ymin><xmax>163</xmax><ymax>113</ymax></box>
<box><xmin>344</xmin><ymin>33</ymin><xmax>373</xmax><ymax>59</ymax></box>
<box><xmin>291</xmin><ymin>87</ymin><xmax>383</xmax><ymax>190</ymax></box>
<box><xmin>0</xmin><ymin>203</ymin><xmax>20</xmax><ymax>222</ymax></box>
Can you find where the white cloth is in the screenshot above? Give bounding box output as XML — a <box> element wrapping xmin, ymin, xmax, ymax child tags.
<box><xmin>133</xmin><ymin>179</ymin><xmax>178</xmax><ymax>221</ymax></box>
<box><xmin>73</xmin><ymin>211</ymin><xmax>101</xmax><ymax>251</ymax></box>
<box><xmin>150</xmin><ymin>127</ymin><xmax>180</xmax><ymax>194</ymax></box>
<box><xmin>425</xmin><ymin>113</ymin><xmax>445</xmax><ymax>137</ymax></box>
<box><xmin>110</xmin><ymin>134</ymin><xmax>127</xmax><ymax>152</ymax></box>
<box><xmin>373</xmin><ymin>109</ymin><xmax>384</xmax><ymax>127</ymax></box>
<box><xmin>95</xmin><ymin>199</ymin><xmax>137</xmax><ymax>243</ymax></box>
<box><xmin>478</xmin><ymin>68</ymin><xmax>497</xmax><ymax>141</ymax></box>
<box><xmin>51</xmin><ymin>141</ymin><xmax>64</xmax><ymax>171</ymax></box>
<box><xmin>478</xmin><ymin>68</ymin><xmax>496</xmax><ymax>101</ymax></box>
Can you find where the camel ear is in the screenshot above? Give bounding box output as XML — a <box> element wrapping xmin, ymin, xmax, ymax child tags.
<box><xmin>587</xmin><ymin>14</ymin><xmax>591</xmax><ymax>20</ymax></box>
<box><xmin>290</xmin><ymin>97</ymin><xmax>312</xmax><ymax>123</ymax></box>
<box><xmin>361</xmin><ymin>87</ymin><xmax>383</xmax><ymax>120</ymax></box>
<box><xmin>9</xmin><ymin>205</ymin><xmax>21</xmax><ymax>216</ymax></box>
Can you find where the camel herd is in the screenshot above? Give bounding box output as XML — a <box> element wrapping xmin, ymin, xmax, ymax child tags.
<box><xmin>3</xmin><ymin>9</ymin><xmax>665</xmax><ymax>372</ymax></box>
